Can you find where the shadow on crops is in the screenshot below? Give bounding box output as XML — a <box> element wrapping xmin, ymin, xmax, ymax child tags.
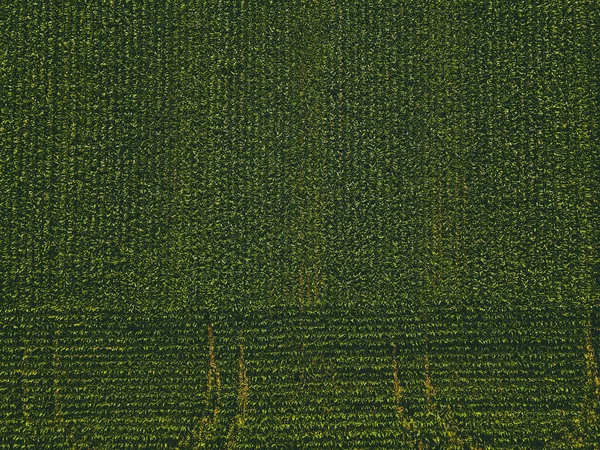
<box><xmin>174</xmin><ymin>323</ymin><xmax>249</xmax><ymax>450</ymax></box>
<box><xmin>392</xmin><ymin>342</ymin><xmax>483</xmax><ymax>450</ymax></box>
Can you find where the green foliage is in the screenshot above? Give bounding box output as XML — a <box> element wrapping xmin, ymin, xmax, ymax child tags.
<box><xmin>0</xmin><ymin>0</ymin><xmax>598</xmax><ymax>448</ymax></box>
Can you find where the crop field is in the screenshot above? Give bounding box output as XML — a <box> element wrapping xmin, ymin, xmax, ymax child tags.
<box><xmin>1</xmin><ymin>1</ymin><xmax>599</xmax><ymax>448</ymax></box>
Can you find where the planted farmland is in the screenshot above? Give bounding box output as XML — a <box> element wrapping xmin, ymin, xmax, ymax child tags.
<box><xmin>1</xmin><ymin>1</ymin><xmax>598</xmax><ymax>448</ymax></box>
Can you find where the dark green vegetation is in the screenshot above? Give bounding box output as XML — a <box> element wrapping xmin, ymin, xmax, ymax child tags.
<box><xmin>1</xmin><ymin>1</ymin><xmax>599</xmax><ymax>448</ymax></box>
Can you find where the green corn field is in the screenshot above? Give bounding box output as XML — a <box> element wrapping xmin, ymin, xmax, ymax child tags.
<box><xmin>0</xmin><ymin>1</ymin><xmax>599</xmax><ymax>448</ymax></box>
